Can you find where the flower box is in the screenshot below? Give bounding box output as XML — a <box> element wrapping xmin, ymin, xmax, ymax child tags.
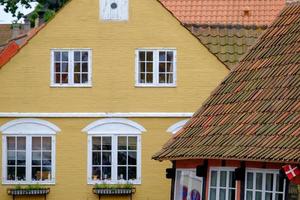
<box><xmin>7</xmin><ymin>188</ymin><xmax>50</xmax><ymax>196</ymax></box>
<box><xmin>93</xmin><ymin>188</ymin><xmax>135</xmax><ymax>195</ymax></box>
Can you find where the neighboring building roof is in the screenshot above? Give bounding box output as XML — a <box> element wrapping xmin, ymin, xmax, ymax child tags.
<box><xmin>161</xmin><ymin>0</ymin><xmax>286</xmax><ymax>69</ymax></box>
<box><xmin>160</xmin><ymin>0</ymin><xmax>286</xmax><ymax>25</ymax></box>
<box><xmin>153</xmin><ymin>3</ymin><xmax>300</xmax><ymax>163</ymax></box>
<box><xmin>0</xmin><ymin>24</ymin><xmax>12</xmax><ymax>46</ymax></box>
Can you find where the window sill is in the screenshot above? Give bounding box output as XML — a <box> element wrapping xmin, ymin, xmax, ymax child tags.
<box><xmin>88</xmin><ymin>180</ymin><xmax>141</xmax><ymax>185</ymax></box>
<box><xmin>135</xmin><ymin>84</ymin><xmax>176</xmax><ymax>88</ymax></box>
<box><xmin>50</xmin><ymin>84</ymin><xmax>92</xmax><ymax>88</ymax></box>
<box><xmin>2</xmin><ymin>181</ymin><xmax>55</xmax><ymax>185</ymax></box>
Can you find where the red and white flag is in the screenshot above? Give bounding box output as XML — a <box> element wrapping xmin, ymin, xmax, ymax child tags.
<box><xmin>282</xmin><ymin>165</ymin><xmax>300</xmax><ymax>180</ymax></box>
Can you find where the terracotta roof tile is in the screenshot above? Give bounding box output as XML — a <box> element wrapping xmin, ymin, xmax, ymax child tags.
<box><xmin>161</xmin><ymin>0</ymin><xmax>286</xmax><ymax>26</ymax></box>
<box><xmin>153</xmin><ymin>2</ymin><xmax>300</xmax><ymax>163</ymax></box>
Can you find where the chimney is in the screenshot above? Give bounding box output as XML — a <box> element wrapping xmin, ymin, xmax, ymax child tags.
<box><xmin>11</xmin><ymin>23</ymin><xmax>20</xmax><ymax>39</ymax></box>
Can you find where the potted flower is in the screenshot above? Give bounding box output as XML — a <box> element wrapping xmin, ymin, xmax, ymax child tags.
<box><xmin>7</xmin><ymin>184</ymin><xmax>50</xmax><ymax>197</ymax></box>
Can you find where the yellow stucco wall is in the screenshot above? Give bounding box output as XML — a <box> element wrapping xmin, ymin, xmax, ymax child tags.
<box><xmin>0</xmin><ymin>0</ymin><xmax>228</xmax><ymax>199</ymax></box>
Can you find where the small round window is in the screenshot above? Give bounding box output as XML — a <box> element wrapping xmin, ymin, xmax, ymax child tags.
<box><xmin>111</xmin><ymin>2</ymin><xmax>118</xmax><ymax>9</ymax></box>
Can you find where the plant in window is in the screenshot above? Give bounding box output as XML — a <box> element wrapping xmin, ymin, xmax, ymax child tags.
<box><xmin>7</xmin><ymin>184</ymin><xmax>50</xmax><ymax>196</ymax></box>
<box><xmin>93</xmin><ymin>182</ymin><xmax>135</xmax><ymax>195</ymax></box>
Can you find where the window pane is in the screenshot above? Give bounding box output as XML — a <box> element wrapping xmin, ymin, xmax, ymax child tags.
<box><xmin>159</xmin><ymin>74</ymin><xmax>165</xmax><ymax>83</ymax></box>
<box><xmin>82</xmin><ymin>51</ymin><xmax>88</xmax><ymax>61</ymax></box>
<box><xmin>140</xmin><ymin>73</ymin><xmax>145</xmax><ymax>83</ymax></box>
<box><xmin>74</xmin><ymin>74</ymin><xmax>80</xmax><ymax>83</ymax></box>
<box><xmin>159</xmin><ymin>52</ymin><xmax>166</xmax><ymax>61</ymax></box>
<box><xmin>118</xmin><ymin>151</ymin><xmax>127</xmax><ymax>165</ymax></box>
<box><xmin>62</xmin><ymin>52</ymin><xmax>68</xmax><ymax>61</ymax></box>
<box><xmin>128</xmin><ymin>152</ymin><xmax>137</xmax><ymax>165</ymax></box>
<box><xmin>146</xmin><ymin>73</ymin><xmax>153</xmax><ymax>83</ymax></box>
<box><xmin>210</xmin><ymin>171</ymin><xmax>217</xmax><ymax>186</ymax></box>
<box><xmin>102</xmin><ymin>137</ymin><xmax>111</xmax><ymax>150</ymax></box>
<box><xmin>275</xmin><ymin>194</ymin><xmax>283</xmax><ymax>200</ymax></box>
<box><xmin>17</xmin><ymin>167</ymin><xmax>26</xmax><ymax>180</ymax></box>
<box><xmin>167</xmin><ymin>51</ymin><xmax>173</xmax><ymax>61</ymax></box>
<box><xmin>247</xmin><ymin>172</ymin><xmax>253</xmax><ymax>189</ymax></box>
<box><xmin>255</xmin><ymin>192</ymin><xmax>262</xmax><ymax>200</ymax></box>
<box><xmin>62</xmin><ymin>63</ymin><xmax>68</xmax><ymax>72</ymax></box>
<box><xmin>43</xmin><ymin>137</ymin><xmax>52</xmax><ymax>150</ymax></box>
<box><xmin>32</xmin><ymin>152</ymin><xmax>41</xmax><ymax>165</ymax></box>
<box><xmin>246</xmin><ymin>191</ymin><xmax>253</xmax><ymax>200</ymax></box>
<box><xmin>74</xmin><ymin>51</ymin><xmax>80</xmax><ymax>61</ymax></box>
<box><xmin>55</xmin><ymin>63</ymin><xmax>61</xmax><ymax>72</ymax></box>
<box><xmin>220</xmin><ymin>171</ymin><xmax>227</xmax><ymax>187</ymax></box>
<box><xmin>118</xmin><ymin>167</ymin><xmax>127</xmax><ymax>180</ymax></box>
<box><xmin>256</xmin><ymin>173</ymin><xmax>263</xmax><ymax>190</ymax></box>
<box><xmin>265</xmin><ymin>193</ymin><xmax>272</xmax><ymax>200</ymax></box>
<box><xmin>276</xmin><ymin>174</ymin><xmax>284</xmax><ymax>192</ymax></box>
<box><xmin>82</xmin><ymin>63</ymin><xmax>88</xmax><ymax>72</ymax></box>
<box><xmin>146</xmin><ymin>52</ymin><xmax>153</xmax><ymax>61</ymax></box>
<box><xmin>146</xmin><ymin>63</ymin><xmax>153</xmax><ymax>72</ymax></box>
<box><xmin>219</xmin><ymin>189</ymin><xmax>226</xmax><ymax>200</ymax></box>
<box><xmin>42</xmin><ymin>152</ymin><xmax>52</xmax><ymax>165</ymax></box>
<box><xmin>92</xmin><ymin>137</ymin><xmax>101</xmax><ymax>150</ymax></box>
<box><xmin>17</xmin><ymin>152</ymin><xmax>26</xmax><ymax>165</ymax></box>
<box><xmin>128</xmin><ymin>167</ymin><xmax>137</xmax><ymax>180</ymax></box>
<box><xmin>17</xmin><ymin>137</ymin><xmax>26</xmax><ymax>150</ymax></box>
<box><xmin>266</xmin><ymin>173</ymin><xmax>273</xmax><ymax>191</ymax></box>
<box><xmin>229</xmin><ymin>189</ymin><xmax>235</xmax><ymax>200</ymax></box>
<box><xmin>7</xmin><ymin>137</ymin><xmax>15</xmax><ymax>150</ymax></box>
<box><xmin>140</xmin><ymin>62</ymin><xmax>146</xmax><ymax>72</ymax></box>
<box><xmin>139</xmin><ymin>51</ymin><xmax>145</xmax><ymax>61</ymax></box>
<box><xmin>102</xmin><ymin>167</ymin><xmax>111</xmax><ymax>180</ymax></box>
<box><xmin>32</xmin><ymin>167</ymin><xmax>41</xmax><ymax>181</ymax></box>
<box><xmin>42</xmin><ymin>167</ymin><xmax>51</xmax><ymax>180</ymax></box>
<box><xmin>166</xmin><ymin>63</ymin><xmax>173</xmax><ymax>72</ymax></box>
<box><xmin>102</xmin><ymin>152</ymin><xmax>111</xmax><ymax>165</ymax></box>
<box><xmin>62</xmin><ymin>74</ymin><xmax>68</xmax><ymax>83</ymax></box>
<box><xmin>7</xmin><ymin>151</ymin><xmax>15</xmax><ymax>165</ymax></box>
<box><xmin>54</xmin><ymin>52</ymin><xmax>61</xmax><ymax>61</ymax></box>
<box><xmin>32</xmin><ymin>137</ymin><xmax>41</xmax><ymax>150</ymax></box>
<box><xmin>118</xmin><ymin>137</ymin><xmax>127</xmax><ymax>150</ymax></box>
<box><xmin>229</xmin><ymin>171</ymin><xmax>235</xmax><ymax>188</ymax></box>
<box><xmin>210</xmin><ymin>188</ymin><xmax>216</xmax><ymax>200</ymax></box>
<box><xmin>74</xmin><ymin>63</ymin><xmax>80</xmax><ymax>72</ymax></box>
<box><xmin>55</xmin><ymin>73</ymin><xmax>60</xmax><ymax>84</ymax></box>
<box><xmin>167</xmin><ymin>74</ymin><xmax>173</xmax><ymax>83</ymax></box>
<box><xmin>159</xmin><ymin>63</ymin><xmax>165</xmax><ymax>72</ymax></box>
<box><xmin>7</xmin><ymin>167</ymin><xmax>15</xmax><ymax>180</ymax></box>
<box><xmin>92</xmin><ymin>167</ymin><xmax>101</xmax><ymax>180</ymax></box>
<box><xmin>82</xmin><ymin>74</ymin><xmax>88</xmax><ymax>83</ymax></box>
<box><xmin>92</xmin><ymin>152</ymin><xmax>101</xmax><ymax>165</ymax></box>
<box><xmin>128</xmin><ymin>137</ymin><xmax>137</xmax><ymax>150</ymax></box>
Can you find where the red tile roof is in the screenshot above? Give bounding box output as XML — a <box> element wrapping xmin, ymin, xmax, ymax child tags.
<box><xmin>153</xmin><ymin>2</ymin><xmax>300</xmax><ymax>163</ymax></box>
<box><xmin>160</xmin><ymin>0</ymin><xmax>286</xmax><ymax>25</ymax></box>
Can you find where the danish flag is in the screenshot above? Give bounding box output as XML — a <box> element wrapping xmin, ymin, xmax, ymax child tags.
<box><xmin>282</xmin><ymin>165</ymin><xmax>300</xmax><ymax>180</ymax></box>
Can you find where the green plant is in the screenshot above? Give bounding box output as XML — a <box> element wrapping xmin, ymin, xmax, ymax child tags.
<box><xmin>95</xmin><ymin>182</ymin><xmax>133</xmax><ymax>189</ymax></box>
<box><xmin>13</xmin><ymin>184</ymin><xmax>44</xmax><ymax>190</ymax></box>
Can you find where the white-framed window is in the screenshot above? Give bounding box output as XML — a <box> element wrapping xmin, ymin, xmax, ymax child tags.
<box><xmin>50</xmin><ymin>49</ymin><xmax>92</xmax><ymax>87</ymax></box>
<box><xmin>135</xmin><ymin>49</ymin><xmax>176</xmax><ymax>87</ymax></box>
<box><xmin>209</xmin><ymin>167</ymin><xmax>236</xmax><ymax>200</ymax></box>
<box><xmin>83</xmin><ymin>118</ymin><xmax>146</xmax><ymax>184</ymax></box>
<box><xmin>100</xmin><ymin>0</ymin><xmax>129</xmax><ymax>21</ymax></box>
<box><xmin>245</xmin><ymin>169</ymin><xmax>286</xmax><ymax>200</ymax></box>
<box><xmin>174</xmin><ymin>169</ymin><xmax>203</xmax><ymax>200</ymax></box>
<box><xmin>1</xmin><ymin>119</ymin><xmax>60</xmax><ymax>184</ymax></box>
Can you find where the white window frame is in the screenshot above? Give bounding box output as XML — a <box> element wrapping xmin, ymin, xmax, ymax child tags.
<box><xmin>174</xmin><ymin>168</ymin><xmax>203</xmax><ymax>200</ymax></box>
<box><xmin>1</xmin><ymin>119</ymin><xmax>60</xmax><ymax>185</ymax></box>
<box><xmin>208</xmin><ymin>167</ymin><xmax>237</xmax><ymax>200</ymax></box>
<box><xmin>135</xmin><ymin>48</ymin><xmax>177</xmax><ymax>87</ymax></box>
<box><xmin>82</xmin><ymin>118</ymin><xmax>146</xmax><ymax>185</ymax></box>
<box><xmin>50</xmin><ymin>48</ymin><xmax>92</xmax><ymax>87</ymax></box>
<box><xmin>245</xmin><ymin>168</ymin><xmax>286</xmax><ymax>200</ymax></box>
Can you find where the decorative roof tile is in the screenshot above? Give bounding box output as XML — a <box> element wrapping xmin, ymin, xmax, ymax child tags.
<box><xmin>153</xmin><ymin>3</ymin><xmax>300</xmax><ymax>163</ymax></box>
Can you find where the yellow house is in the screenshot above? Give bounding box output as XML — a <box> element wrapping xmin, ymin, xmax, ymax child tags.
<box><xmin>0</xmin><ymin>0</ymin><xmax>228</xmax><ymax>199</ymax></box>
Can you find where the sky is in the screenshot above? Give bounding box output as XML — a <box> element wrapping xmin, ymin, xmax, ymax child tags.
<box><xmin>0</xmin><ymin>3</ymin><xmax>38</xmax><ymax>24</ymax></box>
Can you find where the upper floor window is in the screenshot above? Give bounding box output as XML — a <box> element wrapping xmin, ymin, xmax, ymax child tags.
<box><xmin>51</xmin><ymin>49</ymin><xmax>92</xmax><ymax>87</ymax></box>
<box><xmin>135</xmin><ymin>49</ymin><xmax>176</xmax><ymax>87</ymax></box>
<box><xmin>83</xmin><ymin>118</ymin><xmax>146</xmax><ymax>184</ymax></box>
<box><xmin>1</xmin><ymin>119</ymin><xmax>60</xmax><ymax>184</ymax></box>
<box><xmin>245</xmin><ymin>169</ymin><xmax>286</xmax><ymax>200</ymax></box>
<box><xmin>100</xmin><ymin>0</ymin><xmax>128</xmax><ymax>21</ymax></box>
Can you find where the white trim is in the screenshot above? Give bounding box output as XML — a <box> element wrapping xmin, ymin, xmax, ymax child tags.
<box><xmin>167</xmin><ymin>119</ymin><xmax>189</xmax><ymax>134</ymax></box>
<box><xmin>82</xmin><ymin>118</ymin><xmax>146</xmax><ymax>134</ymax></box>
<box><xmin>50</xmin><ymin>49</ymin><xmax>92</xmax><ymax>87</ymax></box>
<box><xmin>135</xmin><ymin>48</ymin><xmax>177</xmax><ymax>87</ymax></box>
<box><xmin>0</xmin><ymin>118</ymin><xmax>61</xmax><ymax>134</ymax></box>
<box><xmin>0</xmin><ymin>112</ymin><xmax>194</xmax><ymax>118</ymax></box>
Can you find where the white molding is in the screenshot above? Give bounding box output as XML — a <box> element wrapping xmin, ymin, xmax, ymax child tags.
<box><xmin>82</xmin><ymin>118</ymin><xmax>146</xmax><ymax>134</ymax></box>
<box><xmin>167</xmin><ymin>119</ymin><xmax>189</xmax><ymax>134</ymax></box>
<box><xmin>0</xmin><ymin>118</ymin><xmax>61</xmax><ymax>134</ymax></box>
<box><xmin>0</xmin><ymin>112</ymin><xmax>194</xmax><ymax>118</ymax></box>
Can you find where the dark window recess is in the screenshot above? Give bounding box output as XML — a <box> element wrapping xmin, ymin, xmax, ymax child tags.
<box><xmin>111</xmin><ymin>3</ymin><xmax>118</xmax><ymax>9</ymax></box>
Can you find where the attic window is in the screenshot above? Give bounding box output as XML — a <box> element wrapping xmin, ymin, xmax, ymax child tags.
<box><xmin>100</xmin><ymin>0</ymin><xmax>128</xmax><ymax>21</ymax></box>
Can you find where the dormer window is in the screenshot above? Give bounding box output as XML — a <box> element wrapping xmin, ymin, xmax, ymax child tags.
<box><xmin>100</xmin><ymin>0</ymin><xmax>128</xmax><ymax>21</ymax></box>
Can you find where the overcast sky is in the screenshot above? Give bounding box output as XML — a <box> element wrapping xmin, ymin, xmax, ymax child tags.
<box><xmin>0</xmin><ymin>3</ymin><xmax>38</xmax><ymax>24</ymax></box>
